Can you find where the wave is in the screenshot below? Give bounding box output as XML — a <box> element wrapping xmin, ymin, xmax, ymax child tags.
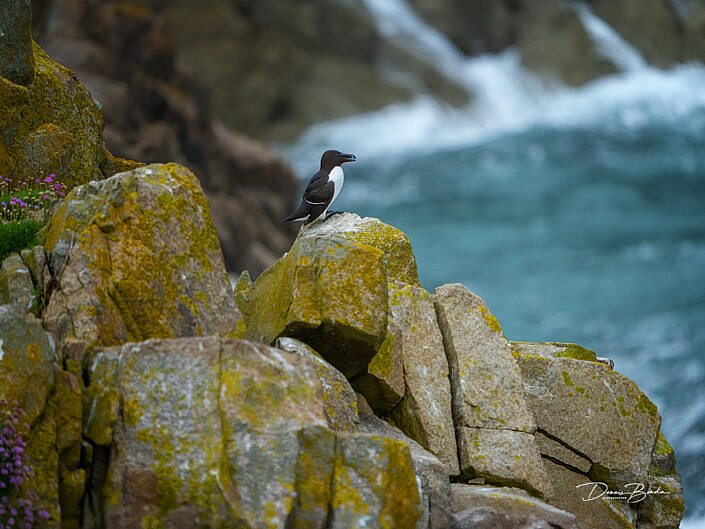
<box><xmin>285</xmin><ymin>0</ymin><xmax>705</xmax><ymax>175</ymax></box>
<box><xmin>286</xmin><ymin>58</ymin><xmax>705</xmax><ymax>174</ymax></box>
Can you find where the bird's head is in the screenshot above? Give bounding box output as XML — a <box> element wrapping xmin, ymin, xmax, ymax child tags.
<box><xmin>321</xmin><ymin>150</ymin><xmax>356</xmax><ymax>169</ymax></box>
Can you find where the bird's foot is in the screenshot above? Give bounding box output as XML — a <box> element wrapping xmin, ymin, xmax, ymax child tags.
<box><xmin>325</xmin><ymin>210</ymin><xmax>345</xmax><ymax>220</ymax></box>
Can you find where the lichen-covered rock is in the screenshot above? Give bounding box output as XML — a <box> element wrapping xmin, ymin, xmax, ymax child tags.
<box><xmin>330</xmin><ymin>434</ymin><xmax>423</xmax><ymax>529</ymax></box>
<box><xmin>513</xmin><ymin>350</ymin><xmax>661</xmax><ymax>483</ymax></box>
<box><xmin>20</xmin><ymin>244</ymin><xmax>50</xmax><ymax>293</ymax></box>
<box><xmin>433</xmin><ymin>284</ymin><xmax>548</xmax><ymax>493</ymax></box>
<box><xmin>290</xmin><ymin>425</ymin><xmax>428</xmax><ymax>529</ymax></box>
<box><xmin>15</xmin><ymin>122</ymin><xmax>75</xmax><ymax>178</ymax></box>
<box><xmin>542</xmin><ymin>458</ymin><xmax>637</xmax><ymax>529</ymax></box>
<box><xmin>386</xmin><ymin>280</ymin><xmax>459</xmax><ymax>475</ymax></box>
<box><xmin>59</xmin><ymin>466</ymin><xmax>86</xmax><ymax>522</ymax></box>
<box><xmin>0</xmin><ymin>252</ymin><xmax>34</xmax><ymax>313</ymax></box>
<box><xmin>509</xmin><ymin>341</ymin><xmax>600</xmax><ymax>362</ymax></box>
<box><xmin>534</xmin><ymin>431</ymin><xmax>591</xmax><ymax>474</ymax></box>
<box><xmin>0</xmin><ymin>42</ymin><xmax>105</xmax><ymax>186</ymax></box>
<box><xmin>301</xmin><ymin>213</ymin><xmax>420</xmax><ymax>285</ymax></box>
<box><xmin>450</xmin><ymin>483</ymin><xmax>579</xmax><ymax>529</ymax></box>
<box><xmin>456</xmin><ymin>428</ymin><xmax>551</xmax><ymax>498</ymax></box>
<box><xmin>637</xmin><ymin>473</ymin><xmax>685</xmax><ymax>529</ymax></box>
<box><xmin>352</xmin><ymin>316</ymin><xmax>405</xmax><ymax>415</ymax></box>
<box><xmin>276</xmin><ymin>337</ymin><xmax>359</xmax><ymax>432</ymax></box>
<box><xmin>95</xmin><ymin>338</ymin><xmax>227</xmax><ymax>528</ymax></box>
<box><xmin>433</xmin><ymin>284</ymin><xmax>536</xmax><ymax>432</ymax></box>
<box><xmin>24</xmin><ymin>398</ymin><xmax>61</xmax><ymax>526</ymax></box>
<box><xmin>54</xmin><ymin>369</ymin><xmax>82</xmax><ymax>455</ymax></box>
<box><xmin>650</xmin><ymin>432</ymin><xmax>676</xmax><ymax>476</ymax></box>
<box><xmin>0</xmin><ymin>306</ymin><xmax>56</xmax><ymax>423</ymax></box>
<box><xmin>358</xmin><ymin>394</ymin><xmax>453</xmax><ymax>529</ymax></box>
<box><xmin>43</xmin><ymin>163</ymin><xmax>241</xmax><ymax>352</ymax></box>
<box><xmin>238</xmin><ymin>234</ymin><xmax>388</xmax><ymax>378</ymax></box>
<box><xmin>83</xmin><ymin>336</ymin><xmax>424</xmax><ymax>528</ymax></box>
<box><xmin>289</xmin><ymin>425</ymin><xmax>338</xmax><ymax>529</ymax></box>
<box><xmin>219</xmin><ymin>338</ymin><xmax>331</xmax><ymax>529</ymax></box>
<box><xmin>82</xmin><ymin>352</ymin><xmax>120</xmax><ymax>447</ymax></box>
<box><xmin>85</xmin><ymin>337</ymin><xmax>323</xmax><ymax>528</ymax></box>
<box><xmin>510</xmin><ymin>341</ymin><xmax>615</xmax><ymax>370</ymax></box>
<box><xmin>511</xmin><ymin>347</ymin><xmax>678</xmax><ymax>527</ymax></box>
<box><xmin>0</xmin><ymin>0</ymin><xmax>34</xmax><ymax>85</ymax></box>
<box><xmin>0</xmin><ymin>306</ymin><xmax>61</xmax><ymax>526</ymax></box>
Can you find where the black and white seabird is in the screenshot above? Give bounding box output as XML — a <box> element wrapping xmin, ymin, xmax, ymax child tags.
<box><xmin>284</xmin><ymin>150</ymin><xmax>356</xmax><ymax>225</ymax></box>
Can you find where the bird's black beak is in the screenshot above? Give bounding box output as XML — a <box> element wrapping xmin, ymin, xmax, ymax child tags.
<box><xmin>342</xmin><ymin>153</ymin><xmax>356</xmax><ymax>163</ymax></box>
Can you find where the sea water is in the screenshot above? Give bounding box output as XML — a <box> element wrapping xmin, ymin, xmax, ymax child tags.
<box><xmin>284</xmin><ymin>3</ymin><xmax>705</xmax><ymax>523</ymax></box>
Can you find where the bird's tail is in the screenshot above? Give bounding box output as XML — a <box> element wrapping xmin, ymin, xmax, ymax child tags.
<box><xmin>283</xmin><ymin>200</ymin><xmax>311</xmax><ymax>222</ymax></box>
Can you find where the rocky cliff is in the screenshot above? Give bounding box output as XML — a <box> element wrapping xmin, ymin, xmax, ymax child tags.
<box><xmin>30</xmin><ymin>0</ymin><xmax>301</xmax><ymax>276</ymax></box>
<box><xmin>0</xmin><ymin>6</ymin><xmax>687</xmax><ymax>528</ymax></box>
<box><xmin>0</xmin><ymin>171</ymin><xmax>685</xmax><ymax>528</ymax></box>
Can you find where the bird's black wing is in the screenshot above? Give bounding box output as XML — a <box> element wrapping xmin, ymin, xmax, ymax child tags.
<box><xmin>302</xmin><ymin>171</ymin><xmax>334</xmax><ymax>224</ymax></box>
<box><xmin>303</xmin><ymin>172</ymin><xmax>334</xmax><ymax>204</ymax></box>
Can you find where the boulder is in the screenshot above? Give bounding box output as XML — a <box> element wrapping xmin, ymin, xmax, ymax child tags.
<box><xmin>43</xmin><ymin>163</ymin><xmax>241</xmax><ymax>352</ymax></box>
<box><xmin>0</xmin><ymin>0</ymin><xmax>34</xmax><ymax>85</ymax></box>
<box><xmin>276</xmin><ymin>337</ymin><xmax>359</xmax><ymax>432</ymax></box>
<box><xmin>0</xmin><ymin>252</ymin><xmax>34</xmax><ymax>313</ymax></box>
<box><xmin>330</xmin><ymin>433</ymin><xmax>423</xmax><ymax>529</ymax></box>
<box><xmin>0</xmin><ymin>306</ymin><xmax>61</xmax><ymax>525</ymax></box>
<box><xmin>433</xmin><ymin>284</ymin><xmax>537</xmax><ymax>432</ymax></box>
<box><xmin>86</xmin><ymin>337</ymin><xmax>326</xmax><ymax>528</ymax></box>
<box><xmin>0</xmin><ymin>306</ymin><xmax>56</xmax><ymax>424</ymax></box>
<box><xmin>456</xmin><ymin>428</ymin><xmax>550</xmax><ymax>498</ymax></box>
<box><xmin>650</xmin><ymin>432</ymin><xmax>676</xmax><ymax>477</ymax></box>
<box><xmin>542</xmin><ymin>458</ymin><xmax>637</xmax><ymax>529</ymax></box>
<box><xmin>636</xmin><ymin>474</ymin><xmax>685</xmax><ymax>529</ymax></box>
<box><xmin>83</xmin><ymin>336</ymin><xmax>423</xmax><ymax>528</ymax></box>
<box><xmin>433</xmin><ymin>283</ymin><xmax>549</xmax><ymax>494</ymax></box>
<box><xmin>20</xmin><ymin>243</ymin><xmax>50</xmax><ymax>293</ymax></box>
<box><xmin>513</xmin><ymin>350</ymin><xmax>661</xmax><ymax>483</ymax></box>
<box><xmin>288</xmin><ymin>425</ymin><xmax>338</xmax><ymax>529</ymax></box>
<box><xmin>238</xmin><ymin>233</ymin><xmax>388</xmax><ymax>378</ymax></box>
<box><xmin>450</xmin><ymin>483</ymin><xmax>579</xmax><ymax>529</ymax></box>
<box><xmin>511</xmin><ymin>345</ymin><xmax>677</xmax><ymax>527</ymax></box>
<box><xmin>358</xmin><ymin>393</ymin><xmax>453</xmax><ymax>529</ymax></box>
<box><xmin>55</xmin><ymin>369</ymin><xmax>84</xmax><ymax>524</ymax></box>
<box><xmin>301</xmin><ymin>213</ymin><xmax>420</xmax><ymax>286</ymax></box>
<box><xmin>510</xmin><ymin>341</ymin><xmax>615</xmax><ymax>369</ymax></box>
<box><xmin>386</xmin><ymin>280</ymin><xmax>459</xmax><ymax>475</ymax></box>
<box><xmin>0</xmin><ymin>41</ymin><xmax>124</xmax><ymax>187</ymax></box>
<box><xmin>352</xmin><ymin>315</ymin><xmax>405</xmax><ymax>415</ymax></box>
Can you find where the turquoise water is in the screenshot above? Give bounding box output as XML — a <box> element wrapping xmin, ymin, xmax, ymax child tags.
<box><xmin>288</xmin><ymin>97</ymin><xmax>705</xmax><ymax>520</ymax></box>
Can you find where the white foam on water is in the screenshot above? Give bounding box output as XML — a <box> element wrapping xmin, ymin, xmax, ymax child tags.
<box><xmin>286</xmin><ymin>60</ymin><xmax>705</xmax><ymax>174</ymax></box>
<box><xmin>681</xmin><ymin>517</ymin><xmax>705</xmax><ymax>529</ymax></box>
<box><xmin>286</xmin><ymin>0</ymin><xmax>705</xmax><ymax>175</ymax></box>
<box><xmin>573</xmin><ymin>3</ymin><xmax>648</xmax><ymax>72</ymax></box>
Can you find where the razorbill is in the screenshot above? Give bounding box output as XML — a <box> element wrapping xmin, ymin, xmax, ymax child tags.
<box><xmin>284</xmin><ymin>150</ymin><xmax>356</xmax><ymax>225</ymax></box>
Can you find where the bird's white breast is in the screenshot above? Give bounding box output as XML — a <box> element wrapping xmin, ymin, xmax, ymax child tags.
<box><xmin>328</xmin><ymin>166</ymin><xmax>344</xmax><ymax>204</ymax></box>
